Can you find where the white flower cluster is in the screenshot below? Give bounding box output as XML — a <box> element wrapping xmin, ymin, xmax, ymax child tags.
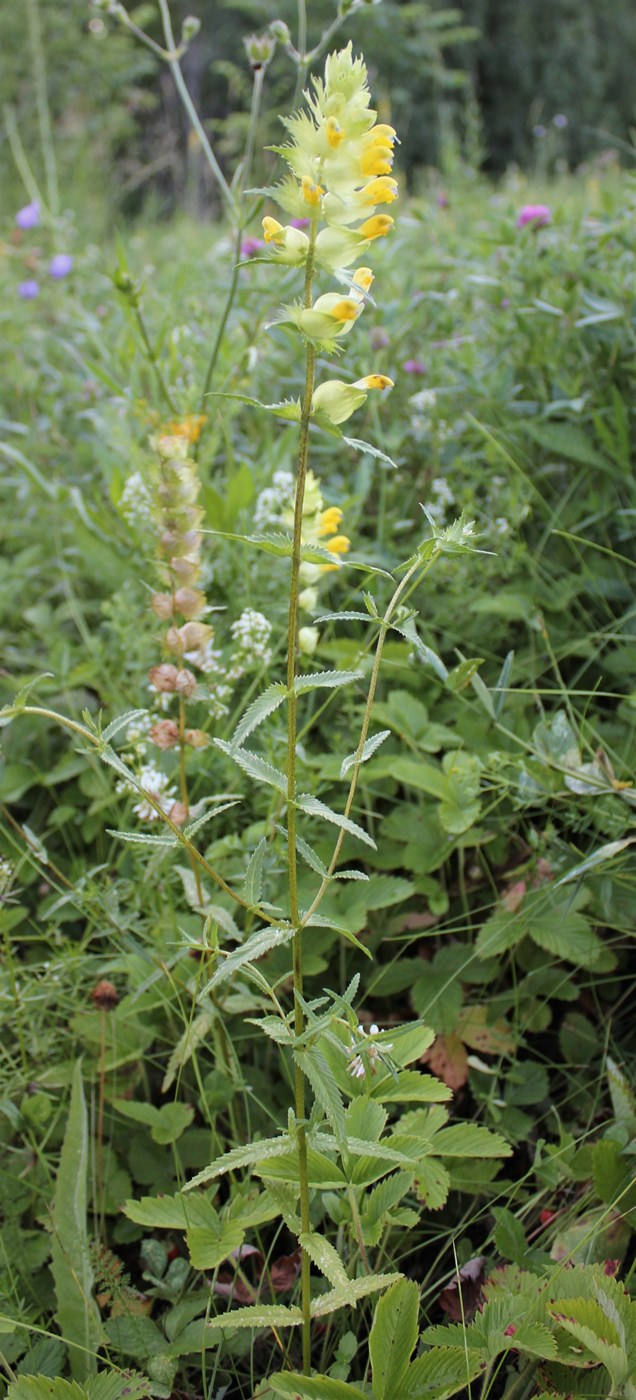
<box><xmin>347</xmin><ymin>1023</ymin><xmax>393</xmax><ymax>1079</ymax></box>
<box><xmin>116</xmin><ymin>762</ymin><xmax>177</xmax><ymax>822</ymax></box>
<box><xmin>120</xmin><ymin>470</ymin><xmax>155</xmax><ymax>530</ymax></box>
<box><xmin>426</xmin><ymin>476</ymin><xmax>456</xmax><ymax>523</ymax></box>
<box><xmin>228</xmin><ymin>609</ymin><xmax>273</xmax><ymax>678</ymax></box>
<box><xmin>122</xmin><ymin>711</ymin><xmax>153</xmax><ymax>759</ymax></box>
<box><xmin>0</xmin><ymin>857</ymin><xmax>15</xmax><ymax>894</ymax></box>
<box><xmin>254</xmin><ymin>470</ymin><xmax>295</xmax><ymax>529</ymax></box>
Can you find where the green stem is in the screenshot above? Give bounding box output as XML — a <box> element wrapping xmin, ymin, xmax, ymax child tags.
<box><xmin>156</xmin><ymin>0</ymin><xmax>236</xmax><ymax>217</ymax></box>
<box><xmin>300</xmin><ymin>551</ymin><xmax>439</xmax><ymax>930</ymax></box>
<box><xmin>26</xmin><ymin>0</ymin><xmax>59</xmax><ymax>219</ymax></box>
<box><xmin>133</xmin><ymin>302</ymin><xmax>177</xmax><ymax>415</ymax></box>
<box><xmin>286</xmin><ymin>218</ymin><xmax>318</xmax><ymax>1375</ymax></box>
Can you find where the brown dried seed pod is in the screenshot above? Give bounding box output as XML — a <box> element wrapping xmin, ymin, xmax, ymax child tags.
<box><xmin>91</xmin><ymin>980</ymin><xmax>119</xmax><ymax>1011</ymax></box>
<box><xmin>174</xmin><ymin>587</ymin><xmax>206</xmax><ymax>619</ymax></box>
<box><xmin>151</xmin><ymin>592</ymin><xmax>174</xmax><ymax>620</ymax></box>
<box><xmin>184</xmin><ymin>728</ymin><xmax>208</xmax><ymax>748</ymax></box>
<box><xmin>168</xmin><ymin>800</ymin><xmax>188</xmax><ymax>826</ymax></box>
<box><xmin>175</xmin><ymin>668</ymin><xmax>197</xmax><ymax>696</ymax></box>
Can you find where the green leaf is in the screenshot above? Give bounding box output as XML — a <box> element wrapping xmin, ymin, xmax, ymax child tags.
<box><xmin>242</xmin><ymin>837</ymin><xmax>268</xmax><ymax>907</ymax></box>
<box><xmin>201</xmin><ymin>925</ymin><xmax>293</xmax><ymax>991</ymax></box>
<box><xmin>311</xmin><ymin>1273</ymin><xmax>403</xmax><ymax>1317</ymax></box>
<box><xmin>151</xmin><ymin>1101</ymin><xmax>194</xmax><ymax>1145</ymax></box>
<box><xmin>271</xmin><ymin>1376</ymin><xmax>366</xmax><ymax>1400</ymax></box>
<box><xmin>215</xmin><ymin>740</ymin><xmax>287</xmax><ymax>794</ymax></box>
<box><xmin>192</xmin><ymin>1304</ymin><xmax>303</xmax><ymax>1333</ymax></box>
<box><xmin>412</xmin><ymin>1158</ymin><xmax>450</xmax><ymax>1211</ymax></box>
<box><xmin>370</xmin><ymin>1278</ymin><xmax>419</xmax><ymax>1400</ymax></box>
<box><xmin>431</xmin><ymin>1124</ymin><xmax>512</xmax><ymax>1158</ymax></box>
<box><xmin>294</xmin><ymin>670</ymin><xmax>363</xmax><ymax>694</ymax></box>
<box><xmin>607</xmin><ymin>1056</ymin><xmax>636</xmax><ymax>1134</ymax></box>
<box><xmin>297</xmin><ymin>794</ymin><xmax>376</xmax><ymax>848</ymax></box>
<box><xmin>186</xmin><ymin>1217</ymin><xmax>245</xmax><ymax>1270</ymax></box>
<box><xmin>123</xmin><ymin>1192</ymin><xmax>209</xmax><ymax>1230</ymax></box>
<box><xmin>231</xmin><ymin>683</ymin><xmax>287</xmax><ymax>747</ymax></box>
<box><xmin>184</xmin><ymin>1134</ymin><xmax>294</xmax><ymax>1189</ymax></box>
<box><xmin>522</xmin><ymin>421</ymin><xmax>613</xmax><ymax>471</ymax></box>
<box><xmin>400</xmin><ymin>1346</ymin><xmax>485</xmax><ymax>1398</ymax></box>
<box><xmin>162</xmin><ymin>1011</ymin><xmax>213</xmax><ymax>1093</ymax></box>
<box><xmin>51</xmin><ymin>1060</ymin><xmax>102</xmax><ymax>1380</ymax></box>
<box><xmin>295</xmin><ymin>1047</ymin><xmax>346</xmax><ymax>1144</ymax></box>
<box><xmin>364</xmin><ymin>875</ymin><xmax>415</xmax><ymax>910</ymax></box>
<box><xmin>492</xmin><ymin>1206</ymin><xmax>528</xmax><ymax>1264</ymax></box>
<box><xmin>106</xmin><ymin>829</ymin><xmax>177</xmax><ymax>848</ymax></box>
<box><xmin>340</xmin><ymin>730</ymin><xmax>391</xmax><ymax>778</ymax></box>
<box><xmin>342</xmin><ymin>436</ymin><xmax>398</xmax><ymax>469</ymax></box>
<box><xmin>549</xmin><ymin>1296</ymin><xmax>628</xmax><ymax>1384</ymax></box>
<box><xmin>299</xmin><ymin>1232</ymin><xmax>349</xmax><ymax>1287</ymax></box>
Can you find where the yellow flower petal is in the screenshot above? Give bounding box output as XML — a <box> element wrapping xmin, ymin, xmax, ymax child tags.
<box><xmin>301</xmin><ymin>175</ymin><xmax>324</xmax><ymax>206</ymax></box>
<box><xmin>262</xmin><ymin>216</ymin><xmax>284</xmax><ymax>243</ymax></box>
<box><xmin>357</xmin><ymin>214</ymin><xmax>394</xmax><ymax>240</ymax></box>
<box><xmin>354</xmin><ymin>374</ymin><xmax>394</xmax><ymax>390</ymax></box>
<box><xmin>326</xmin><ymin>116</ymin><xmax>345</xmax><ymax>149</ymax></box>
<box><xmin>360</xmin><ymin>176</ymin><xmax>398</xmax><ymax>206</ymax></box>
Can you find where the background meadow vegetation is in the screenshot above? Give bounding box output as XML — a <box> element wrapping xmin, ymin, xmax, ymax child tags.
<box><xmin>1</xmin><ymin>3</ymin><xmax>636</xmax><ymax>1399</ymax></box>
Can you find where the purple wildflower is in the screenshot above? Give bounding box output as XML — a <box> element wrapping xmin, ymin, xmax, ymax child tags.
<box><xmin>16</xmin><ymin>201</ymin><xmax>40</xmax><ymax>230</ymax></box>
<box><xmin>289</xmin><ymin>217</ymin><xmax>310</xmax><ymax>229</ymax></box>
<box><xmin>370</xmin><ymin>326</ymin><xmax>389</xmax><ymax>350</ymax></box>
<box><xmin>516</xmin><ymin>203</ymin><xmax>552</xmax><ymax>230</ymax></box>
<box><xmin>500</xmin><ymin>297</ymin><xmax>510</xmax><ymax>309</ymax></box>
<box><xmin>49</xmin><ymin>253</ymin><xmax>73</xmax><ymax>278</ymax></box>
<box><xmin>18</xmin><ymin>280</ymin><xmax>40</xmax><ymax>300</ymax></box>
<box><xmin>532</xmin><ymin>125</ymin><xmax>547</xmax><ymax>138</ymax></box>
<box><xmin>403</xmin><ymin>359</ymin><xmax>426</xmax><ymax>375</ymax></box>
<box><xmin>240</xmin><ymin>237</ymin><xmax>264</xmax><ymax>259</ymax></box>
<box><xmin>553</xmin><ymin>113</ymin><xmax>568</xmax><ymax>129</ymax></box>
<box><xmin>436</xmin><ymin>191</ymin><xmax>449</xmax><ymax>209</ymax></box>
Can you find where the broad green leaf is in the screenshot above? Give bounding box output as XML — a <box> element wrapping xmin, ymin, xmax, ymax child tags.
<box><xmin>257</xmin><ymin>1146</ymin><xmax>348</xmax><ymax>1189</ymax></box>
<box><xmin>202</xmin><ymin>925</ymin><xmax>293</xmax><ymax>991</ymax></box>
<box><xmin>51</xmin><ymin>1060</ymin><xmax>102</xmax><ymax>1380</ymax></box>
<box><xmin>364</xmin><ymin>875</ymin><xmax>415</xmax><ymax>910</ymax></box>
<box><xmin>372</xmin><ymin>1070</ymin><xmax>452</xmax><ymax>1105</ymax></box>
<box><xmin>607</xmin><ymin>1057</ymin><xmax>636</xmax><ymax>1134</ymax></box>
<box><xmin>123</xmin><ymin>1191</ymin><xmax>215</xmax><ymax>1230</ymax></box>
<box><xmin>370</xmin><ymin>1278</ymin><xmax>419</xmax><ymax>1400</ymax></box>
<box><xmin>294</xmin><ymin>670</ymin><xmax>363</xmax><ymax>694</ymax></box>
<box><xmin>271</xmin><ymin>1375</ymin><xmax>366</xmax><ymax>1400</ymax></box>
<box><xmin>215</xmin><ymin>740</ymin><xmax>287</xmax><ymax>794</ymax></box>
<box><xmin>231</xmin><ymin>682</ymin><xmax>287</xmax><ymax>747</ymax></box>
<box><xmin>340</xmin><ymin>730</ymin><xmax>391</xmax><ymax>778</ymax></box>
<box><xmin>186</xmin><ymin>1218</ymin><xmax>245</xmax><ymax>1270</ymax></box>
<box><xmin>492</xmin><ymin>1206</ymin><xmax>528</xmax><ymax>1264</ymax></box>
<box><xmin>400</xmin><ymin>1346</ymin><xmax>485</xmax><ymax>1398</ymax></box>
<box><xmin>191</xmin><ymin>1303</ymin><xmax>303</xmax><ymax>1332</ymax></box>
<box><xmin>522</xmin><ymin>421</ymin><xmax>612</xmax><ymax>471</ymax></box>
<box><xmin>431</xmin><ymin>1124</ymin><xmax>512</xmax><ymax>1158</ymax></box>
<box><xmin>311</xmin><ymin>1273</ymin><xmax>403</xmax><ymax>1317</ymax></box>
<box><xmin>297</xmin><ymin>794</ymin><xmax>376</xmax><ymax>848</ymax></box>
<box><xmin>549</xmin><ymin>1297</ymin><xmax>628</xmax><ymax>1384</ymax></box>
<box><xmin>413</xmin><ymin>1158</ymin><xmax>450</xmax><ymax>1211</ymax></box>
<box><xmin>361</xmin><ymin>1172</ymin><xmax>415</xmax><ymax>1244</ymax></box>
<box><xmin>475</xmin><ymin>907</ymin><xmax>526</xmax><ymax>959</ymax></box>
<box><xmin>151</xmin><ymin>1101</ymin><xmax>194</xmax><ymax>1145</ymax></box>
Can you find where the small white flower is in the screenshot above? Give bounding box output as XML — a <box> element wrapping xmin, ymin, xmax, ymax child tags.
<box><xmin>347</xmin><ymin>1022</ymin><xmax>394</xmax><ymax>1078</ymax></box>
<box><xmin>254</xmin><ymin>470</ymin><xmax>295</xmax><ymax>528</ymax></box>
<box><xmin>120</xmin><ymin>471</ymin><xmax>155</xmax><ymax>530</ymax></box>
<box><xmin>0</xmin><ymin>857</ymin><xmax>15</xmax><ymax>894</ymax></box>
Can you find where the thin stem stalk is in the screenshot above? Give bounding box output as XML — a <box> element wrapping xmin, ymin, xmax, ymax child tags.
<box><xmin>26</xmin><ymin>0</ymin><xmax>59</xmax><ymax>219</ymax></box>
<box><xmin>132</xmin><ymin>302</ymin><xmax>177</xmax><ymax>415</ymax></box>
<box><xmin>156</xmin><ymin>0</ymin><xmax>236</xmax><ymax>217</ymax></box>
<box><xmin>285</xmin><ymin>218</ymin><xmax>318</xmax><ymax>1374</ymax></box>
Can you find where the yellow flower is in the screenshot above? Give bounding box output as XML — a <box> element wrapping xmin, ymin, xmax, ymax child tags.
<box><xmin>359</xmin><ymin>176</ymin><xmax>398</xmax><ymax>206</ymax></box>
<box><xmin>301</xmin><ymin>175</ymin><xmax>324</xmax><ymax>206</ymax></box>
<box><xmin>318</xmin><ymin>506</ymin><xmax>344</xmax><ymax>536</ymax></box>
<box><xmin>166</xmin><ymin>415</ymin><xmax>207</xmax><ymax>444</ymax></box>
<box><xmin>326</xmin><ymin>116</ymin><xmax>345</xmax><ymax>149</ymax></box>
<box><xmin>357</xmin><ymin>214</ymin><xmax>394</xmax><ymax>241</ymax></box>
<box><xmin>262</xmin><ymin>216</ymin><xmax>285</xmax><ymax>243</ymax></box>
<box><xmin>322</xmin><ymin>533</ymin><xmax>351</xmax><ymax>572</ymax></box>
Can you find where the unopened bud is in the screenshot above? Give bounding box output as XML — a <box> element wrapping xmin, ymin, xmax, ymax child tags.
<box><xmin>175</xmin><ymin>668</ymin><xmax>197</xmax><ymax>696</ymax></box>
<box><xmin>184</xmin><ymin>728</ymin><xmax>208</xmax><ymax>748</ymax></box>
<box><xmin>269</xmin><ymin>19</ymin><xmax>291</xmax><ymax>44</ymax></box>
<box><xmin>148</xmin><ymin>662</ymin><xmax>179</xmax><ymax>692</ymax></box>
<box><xmin>299</xmin><ymin>586</ymin><xmax>318</xmax><ymax>612</ymax></box>
<box><xmin>299</xmin><ymin>625</ymin><xmax>319</xmax><ymax>656</ymax></box>
<box><xmin>151</xmin><ymin>592</ymin><xmax>174</xmax><ymax>620</ymax></box>
<box><xmin>170</xmin><ymin>556</ymin><xmax>199</xmax><ymax>584</ymax></box>
<box><xmin>175</xmin><ymin>587</ymin><xmax>206</xmax><ymax>619</ymax></box>
<box><xmin>181</xmin><ymin>14</ymin><xmax>201</xmax><ymax>43</ymax></box>
<box><xmin>243</xmin><ymin>31</ymin><xmax>276</xmax><ymax>70</ymax></box>
<box><xmin>149</xmin><ymin>719</ymin><xmax>180</xmax><ymax>750</ymax></box>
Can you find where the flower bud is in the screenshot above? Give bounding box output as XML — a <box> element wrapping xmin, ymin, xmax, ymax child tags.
<box><xmin>181</xmin><ymin>14</ymin><xmax>201</xmax><ymax>43</ymax></box>
<box><xmin>149</xmin><ymin>719</ymin><xmax>180</xmax><ymax>750</ymax></box>
<box><xmin>269</xmin><ymin>19</ymin><xmax>291</xmax><ymax>44</ymax></box>
<box><xmin>175</xmin><ymin>668</ymin><xmax>197</xmax><ymax>696</ymax></box>
<box><xmin>170</xmin><ymin>556</ymin><xmax>199</xmax><ymax>583</ymax></box>
<box><xmin>148</xmin><ymin>663</ymin><xmax>178</xmax><ymax>692</ymax></box>
<box><xmin>243</xmin><ymin>31</ymin><xmax>276</xmax><ymax>70</ymax></box>
<box><xmin>151</xmin><ymin>592</ymin><xmax>174</xmax><ymax>619</ymax></box>
<box><xmin>91</xmin><ymin>979</ymin><xmax>119</xmax><ymax>1009</ymax></box>
<box><xmin>166</xmin><ymin>621</ymin><xmax>212</xmax><ymax>653</ymax></box>
<box><xmin>175</xmin><ymin>587</ymin><xmax>206</xmax><ymax>618</ymax></box>
<box><xmin>299</xmin><ymin>626</ymin><xmax>319</xmax><ymax>656</ymax></box>
<box><xmin>184</xmin><ymin>728</ymin><xmax>208</xmax><ymax>748</ymax></box>
<box><xmin>299</xmin><ymin>586</ymin><xmax>318</xmax><ymax>612</ymax></box>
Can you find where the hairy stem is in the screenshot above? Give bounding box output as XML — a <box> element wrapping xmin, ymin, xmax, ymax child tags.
<box><xmin>286</xmin><ymin>218</ymin><xmax>318</xmax><ymax>1374</ymax></box>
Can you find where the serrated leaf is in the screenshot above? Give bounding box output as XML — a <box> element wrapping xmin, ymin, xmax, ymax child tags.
<box><xmin>183</xmin><ymin>1134</ymin><xmax>294</xmax><ymax>1189</ymax></box>
<box><xmin>195</xmin><ymin>1303</ymin><xmax>303</xmax><ymax>1331</ymax></box>
<box><xmin>162</xmin><ymin>1011</ymin><xmax>213</xmax><ymax>1093</ymax></box>
<box><xmin>606</xmin><ymin>1057</ymin><xmax>636</xmax><ymax>1133</ymax></box>
<box><xmin>124</xmin><ymin>1191</ymin><xmax>206</xmax><ymax>1230</ymax></box>
<box><xmin>340</xmin><ymin>730</ymin><xmax>391</xmax><ymax>778</ymax></box>
<box><xmin>299</xmin><ymin>1232</ymin><xmax>348</xmax><ymax>1287</ymax></box>
<box><xmin>102</xmin><ymin>709</ymin><xmax>150</xmax><ymax>742</ymax></box>
<box><xmin>231</xmin><ymin>683</ymin><xmax>287</xmax><ymax>747</ymax></box>
<box><xmin>202</xmin><ymin>925</ymin><xmax>293</xmax><ymax>991</ymax></box>
<box><xmin>311</xmin><ymin>1272</ymin><xmax>403</xmax><ymax>1317</ymax></box>
<box><xmin>271</xmin><ymin>1376</ymin><xmax>366</xmax><ymax>1400</ymax></box>
<box><xmin>51</xmin><ymin>1060</ymin><xmax>102</xmax><ymax>1380</ymax></box>
<box><xmin>294</xmin><ymin>670</ymin><xmax>363</xmax><ymax>695</ymax></box>
<box><xmin>242</xmin><ymin>837</ymin><xmax>268</xmax><ymax>907</ymax></box>
<box><xmin>295</xmin><ymin>1048</ymin><xmax>345</xmax><ymax>1143</ymax></box>
<box><xmin>106</xmin><ymin>829</ymin><xmax>177</xmax><ymax>848</ymax></box>
<box><xmin>215</xmin><ymin>740</ymin><xmax>287</xmax><ymax>794</ymax></box>
<box><xmin>413</xmin><ymin>1157</ymin><xmax>450</xmax><ymax>1210</ymax></box>
<box><xmin>183</xmin><ymin>799</ymin><xmax>241</xmax><ymax>839</ymax></box>
<box><xmin>431</xmin><ymin>1124</ymin><xmax>512</xmax><ymax>1158</ymax></box>
<box><xmin>186</xmin><ymin>1218</ymin><xmax>245</xmax><ymax>1271</ymax></box>
<box><xmin>371</xmin><ymin>1278</ymin><xmax>419</xmax><ymax>1400</ymax></box>
<box><xmin>492</xmin><ymin>1206</ymin><xmax>527</xmax><ymax>1264</ymax></box>
<box><xmin>342</xmin><ymin>436</ymin><xmax>397</xmax><ymax>469</ymax></box>
<box><xmin>297</xmin><ymin>794</ymin><xmax>376</xmax><ymax>848</ymax></box>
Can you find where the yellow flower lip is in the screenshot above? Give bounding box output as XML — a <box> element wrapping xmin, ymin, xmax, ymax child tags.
<box><xmin>360</xmin><ymin>150</ymin><xmax>394</xmax><ymax>177</ymax></box>
<box><xmin>361</xmin><ymin>176</ymin><xmax>398</xmax><ymax>206</ymax></box>
<box><xmin>351</xmin><ymin>267</ymin><xmax>374</xmax><ymax>291</ymax></box>
<box><xmin>357</xmin><ymin>214</ymin><xmax>394</xmax><ymax>240</ymax></box>
<box><xmin>301</xmin><ymin>174</ymin><xmax>324</xmax><ymax>205</ymax></box>
<box><xmin>326</xmin><ymin>116</ymin><xmax>345</xmax><ymax>149</ymax></box>
<box><xmin>262</xmin><ymin>216</ymin><xmax>284</xmax><ymax>243</ymax></box>
<box><xmin>354</xmin><ymin>374</ymin><xmax>394</xmax><ymax>391</ymax></box>
<box><xmin>330</xmin><ymin>298</ymin><xmax>359</xmax><ymax>323</ymax></box>
<box><xmin>318</xmin><ymin>506</ymin><xmax>344</xmax><ymax>536</ymax></box>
